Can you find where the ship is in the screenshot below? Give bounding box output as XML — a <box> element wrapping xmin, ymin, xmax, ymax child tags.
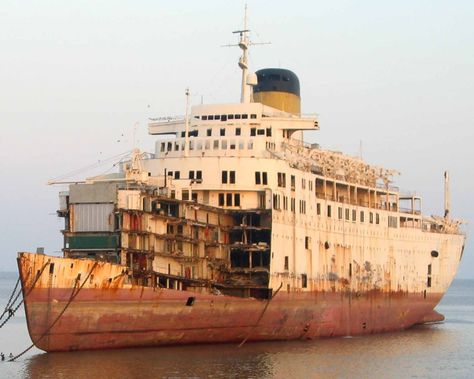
<box><xmin>17</xmin><ymin>15</ymin><xmax>465</xmax><ymax>352</ymax></box>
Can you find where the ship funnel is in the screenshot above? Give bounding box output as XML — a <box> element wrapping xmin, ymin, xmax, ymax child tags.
<box><xmin>253</xmin><ymin>68</ymin><xmax>301</xmax><ymax>115</ymax></box>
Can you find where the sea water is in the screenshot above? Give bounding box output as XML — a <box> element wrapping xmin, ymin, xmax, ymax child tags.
<box><xmin>0</xmin><ymin>272</ymin><xmax>473</xmax><ymax>379</ymax></box>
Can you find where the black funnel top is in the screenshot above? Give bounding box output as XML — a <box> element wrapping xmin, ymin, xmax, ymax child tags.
<box><xmin>254</xmin><ymin>68</ymin><xmax>300</xmax><ymax>97</ymax></box>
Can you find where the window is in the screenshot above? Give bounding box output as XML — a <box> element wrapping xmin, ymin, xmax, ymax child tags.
<box><xmin>316</xmin><ymin>203</ymin><xmax>321</xmax><ymax>215</ymax></box>
<box><xmin>218</xmin><ymin>193</ymin><xmax>224</xmax><ymax>206</ymax></box>
<box><xmin>221</xmin><ymin>140</ymin><xmax>227</xmax><ymax>149</ymax></box>
<box><xmin>283</xmin><ymin>196</ymin><xmax>288</xmax><ymax>210</ymax></box>
<box><xmin>207</xmin><ymin>128</ymin><xmax>212</xmax><ymax>136</ymax></box>
<box><xmin>205</xmin><ymin>140</ymin><xmax>210</xmax><ymax>150</ymax></box>
<box><xmin>229</xmin><ymin>171</ymin><xmax>236</xmax><ymax>184</ymax></box>
<box><xmin>174</xmin><ymin>171</ymin><xmax>180</xmax><ymax>180</ymax></box>
<box><xmin>167</xmin><ymin>171</ymin><xmax>173</xmax><ymax>177</ymax></box>
<box><xmin>305</xmin><ymin>236</ymin><xmax>310</xmax><ymax>249</ymax></box>
<box><xmin>301</xmin><ymin>274</ymin><xmax>307</xmax><ymax>288</ymax></box>
<box><xmin>352</xmin><ymin>209</ymin><xmax>356</xmax><ymax>222</ymax></box>
<box><xmin>242</xmin><ymin>114</ymin><xmax>248</xmax><ymax>119</ymax></box>
<box><xmin>369</xmin><ymin>212</ymin><xmax>374</xmax><ymax>224</ymax></box>
<box><xmin>376</xmin><ymin>213</ymin><xmax>380</xmax><ymax>224</ymax></box>
<box><xmin>284</xmin><ymin>256</ymin><xmax>289</xmax><ymax>271</ymax></box>
<box><xmin>222</xmin><ymin>171</ymin><xmax>228</xmax><ymax>184</ymax></box>
<box><xmin>266</xmin><ymin>128</ymin><xmax>272</xmax><ymax>137</ymax></box>
<box><xmin>277</xmin><ymin>173</ymin><xmax>286</xmax><ymax>187</ymax></box>
<box><xmin>388</xmin><ymin>216</ymin><xmax>397</xmax><ymax>228</ymax></box>
<box><xmin>327</xmin><ymin>205</ymin><xmax>332</xmax><ymax>218</ymax></box>
<box><xmin>234</xmin><ymin>193</ymin><xmax>241</xmax><ymax>207</ymax></box>
<box><xmin>221</xmin><ymin>115</ymin><xmax>227</xmax><ymax>122</ymax></box>
<box><xmin>208</xmin><ymin>115</ymin><xmax>214</xmax><ymax>120</ymax></box>
<box><xmin>196</xmin><ymin>171</ymin><xmax>202</xmax><ymax>180</ymax></box>
<box><xmin>236</xmin><ymin>127</ymin><xmax>241</xmax><ymax>136</ymax></box>
<box><xmin>262</xmin><ymin>172</ymin><xmax>268</xmax><ymax>185</ymax></box>
<box><xmin>291</xmin><ymin>198</ymin><xmax>295</xmax><ymax>213</ymax></box>
<box><xmin>228</xmin><ymin>114</ymin><xmax>234</xmax><ymax>120</ymax></box>
<box><xmin>213</xmin><ymin>140</ymin><xmax>219</xmax><ymax>149</ymax></box>
<box><xmin>257</xmin><ymin>129</ymin><xmax>265</xmax><ymax>135</ymax></box>
<box><xmin>299</xmin><ymin>200</ymin><xmax>306</xmax><ymax>214</ymax></box>
<box><xmin>182</xmin><ymin>190</ymin><xmax>189</xmax><ymax>201</ymax></box>
<box><xmin>202</xmin><ymin>115</ymin><xmax>208</xmax><ymax>120</ymax></box>
<box><xmin>255</xmin><ymin>172</ymin><xmax>261</xmax><ymax>185</ymax></box>
<box><xmin>309</xmin><ymin>181</ymin><xmax>313</xmax><ymax>191</ymax></box>
<box><xmin>215</xmin><ymin>115</ymin><xmax>220</xmax><ymax>120</ymax></box>
<box><xmin>220</xmin><ymin>128</ymin><xmax>225</xmax><ymax>136</ymax></box>
<box><xmin>250</xmin><ymin>114</ymin><xmax>257</xmax><ymax>119</ymax></box>
<box><xmin>248</xmin><ymin>140</ymin><xmax>253</xmax><ymax>149</ymax></box>
<box><xmin>291</xmin><ymin>175</ymin><xmax>295</xmax><ymax>190</ymax></box>
<box><xmin>189</xmin><ymin>171</ymin><xmax>194</xmax><ymax>179</ymax></box>
<box><xmin>235</xmin><ymin>114</ymin><xmax>241</xmax><ymax>120</ymax></box>
<box><xmin>230</xmin><ymin>140</ymin><xmax>236</xmax><ymax>149</ymax></box>
<box><xmin>338</xmin><ymin>207</ymin><xmax>343</xmax><ymax>220</ymax></box>
<box><xmin>226</xmin><ymin>193</ymin><xmax>233</xmax><ymax>206</ymax></box>
<box><xmin>302</xmin><ymin>178</ymin><xmax>306</xmax><ymax>190</ymax></box>
<box><xmin>345</xmin><ymin>208</ymin><xmax>350</xmax><ymax>221</ymax></box>
<box><xmin>250</xmin><ymin>128</ymin><xmax>256</xmax><ymax>136</ymax></box>
<box><xmin>360</xmin><ymin>211</ymin><xmax>365</xmax><ymax>222</ymax></box>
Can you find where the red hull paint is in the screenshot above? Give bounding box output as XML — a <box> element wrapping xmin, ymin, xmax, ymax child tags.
<box><xmin>23</xmin><ymin>285</ymin><xmax>443</xmax><ymax>352</ymax></box>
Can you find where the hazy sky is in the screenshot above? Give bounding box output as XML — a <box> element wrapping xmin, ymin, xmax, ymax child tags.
<box><xmin>1</xmin><ymin>1</ymin><xmax>473</xmax><ymax>277</ymax></box>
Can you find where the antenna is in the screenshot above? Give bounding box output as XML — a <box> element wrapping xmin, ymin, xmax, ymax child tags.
<box><xmin>222</xmin><ymin>4</ymin><xmax>270</xmax><ymax>103</ymax></box>
<box><xmin>184</xmin><ymin>88</ymin><xmax>190</xmax><ymax>157</ymax></box>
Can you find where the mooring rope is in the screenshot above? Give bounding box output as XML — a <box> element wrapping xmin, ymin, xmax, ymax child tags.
<box><xmin>0</xmin><ymin>261</ymin><xmax>50</xmax><ymax>329</ymax></box>
<box><xmin>0</xmin><ymin>277</ymin><xmax>20</xmax><ymax>322</ymax></box>
<box><xmin>9</xmin><ymin>261</ymin><xmax>98</xmax><ymax>362</ymax></box>
<box><xmin>238</xmin><ymin>282</ymin><xmax>283</xmax><ymax>348</ymax></box>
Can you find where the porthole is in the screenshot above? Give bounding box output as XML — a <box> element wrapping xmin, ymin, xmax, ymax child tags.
<box><xmin>431</xmin><ymin>250</ymin><xmax>439</xmax><ymax>258</ymax></box>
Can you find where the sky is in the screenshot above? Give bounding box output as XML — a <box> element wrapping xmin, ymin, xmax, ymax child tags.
<box><xmin>0</xmin><ymin>1</ymin><xmax>473</xmax><ymax>277</ymax></box>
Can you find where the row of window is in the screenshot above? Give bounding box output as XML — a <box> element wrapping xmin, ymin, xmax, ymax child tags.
<box><xmin>273</xmin><ymin>196</ymin><xmax>386</xmax><ymax>225</ymax></box>
<box><xmin>277</xmin><ymin>172</ymin><xmax>313</xmax><ymax>191</ymax></box>
<box><xmin>166</xmin><ymin>170</ymin><xmax>202</xmax><ymax>181</ymax></box>
<box><xmin>195</xmin><ymin>113</ymin><xmax>258</xmax><ymax>121</ymax></box>
<box><xmin>218</xmin><ymin>193</ymin><xmax>241</xmax><ymax>207</ymax></box>
<box><xmin>273</xmin><ymin>194</ymin><xmax>307</xmax><ymax>215</ymax></box>
<box><xmin>180</xmin><ymin>126</ymin><xmax>270</xmax><ymax>138</ymax></box>
<box><xmin>255</xmin><ymin>171</ymin><xmax>268</xmax><ymax>185</ymax></box>
<box><xmin>221</xmin><ymin>170</ymin><xmax>236</xmax><ymax>184</ymax></box>
<box><xmin>160</xmin><ymin>139</ymin><xmax>256</xmax><ymax>153</ymax></box>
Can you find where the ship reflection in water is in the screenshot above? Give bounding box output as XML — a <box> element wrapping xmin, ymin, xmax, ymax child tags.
<box><xmin>21</xmin><ymin>324</ymin><xmax>470</xmax><ymax>379</ymax></box>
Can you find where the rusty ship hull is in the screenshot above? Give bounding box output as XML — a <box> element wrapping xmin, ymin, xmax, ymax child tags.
<box><xmin>19</xmin><ymin>252</ymin><xmax>448</xmax><ymax>352</ymax></box>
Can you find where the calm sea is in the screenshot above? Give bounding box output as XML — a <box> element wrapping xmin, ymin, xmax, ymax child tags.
<box><xmin>0</xmin><ymin>272</ymin><xmax>473</xmax><ymax>379</ymax></box>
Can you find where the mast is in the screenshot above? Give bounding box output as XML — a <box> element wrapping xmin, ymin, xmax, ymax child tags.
<box><xmin>235</xmin><ymin>5</ymin><xmax>250</xmax><ymax>103</ymax></box>
<box><xmin>223</xmin><ymin>5</ymin><xmax>269</xmax><ymax>103</ymax></box>
<box><xmin>444</xmin><ymin>171</ymin><xmax>450</xmax><ymax>219</ymax></box>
